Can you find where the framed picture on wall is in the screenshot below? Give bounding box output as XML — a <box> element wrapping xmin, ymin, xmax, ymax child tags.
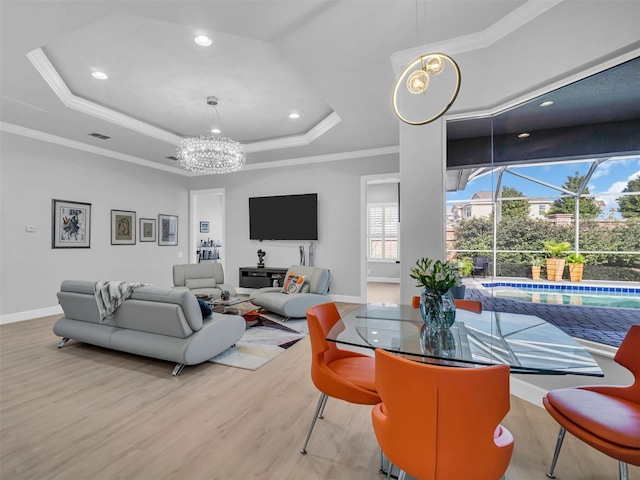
<box><xmin>139</xmin><ymin>218</ymin><xmax>156</xmax><ymax>242</ymax></box>
<box><xmin>52</xmin><ymin>199</ymin><xmax>91</xmax><ymax>248</ymax></box>
<box><xmin>111</xmin><ymin>209</ymin><xmax>136</xmax><ymax>245</ymax></box>
<box><xmin>158</xmin><ymin>214</ymin><xmax>178</xmax><ymax>246</ymax></box>
<box><xmin>199</xmin><ymin>221</ymin><xmax>210</xmax><ymax>233</ymax></box>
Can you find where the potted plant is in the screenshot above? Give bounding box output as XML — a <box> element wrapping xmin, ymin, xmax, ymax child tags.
<box><xmin>530</xmin><ymin>257</ymin><xmax>544</xmax><ymax>281</ymax></box>
<box><xmin>566</xmin><ymin>252</ymin><xmax>586</xmax><ymax>282</ymax></box>
<box><xmin>410</xmin><ymin>258</ymin><xmax>462</xmax><ymax>328</ymax></box>
<box><xmin>450</xmin><ymin>258</ymin><xmax>473</xmax><ymax>299</ymax></box>
<box><xmin>543</xmin><ymin>240</ymin><xmax>571</xmax><ymax>281</ymax></box>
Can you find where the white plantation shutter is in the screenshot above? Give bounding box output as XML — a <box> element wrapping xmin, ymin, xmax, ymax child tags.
<box><xmin>368</xmin><ymin>203</ymin><xmax>399</xmax><ymax>260</ymax></box>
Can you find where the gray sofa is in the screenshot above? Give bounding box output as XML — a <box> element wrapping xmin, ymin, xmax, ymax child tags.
<box><xmin>53</xmin><ymin>280</ymin><xmax>245</xmax><ymax>376</ymax></box>
<box><xmin>173</xmin><ymin>263</ymin><xmax>237</xmax><ymax>299</ymax></box>
<box><xmin>249</xmin><ymin>265</ymin><xmax>331</xmax><ymax>319</ymax></box>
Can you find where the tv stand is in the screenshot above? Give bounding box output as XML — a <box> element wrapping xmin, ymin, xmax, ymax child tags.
<box><xmin>239</xmin><ymin>267</ymin><xmax>288</xmax><ymax>288</ymax></box>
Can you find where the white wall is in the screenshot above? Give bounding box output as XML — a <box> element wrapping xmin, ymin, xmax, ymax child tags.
<box><xmin>0</xmin><ymin>132</ymin><xmax>190</xmax><ymax>320</ymax></box>
<box><xmin>188</xmin><ymin>153</ymin><xmax>399</xmax><ymax>300</ymax></box>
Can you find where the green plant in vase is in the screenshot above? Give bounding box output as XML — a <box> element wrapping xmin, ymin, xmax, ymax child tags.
<box><xmin>410</xmin><ymin>257</ymin><xmax>462</xmax><ymax>328</ymax></box>
<box><xmin>566</xmin><ymin>252</ymin><xmax>586</xmax><ymax>282</ymax></box>
<box><xmin>543</xmin><ymin>240</ymin><xmax>571</xmax><ymax>281</ymax></box>
<box><xmin>530</xmin><ymin>257</ymin><xmax>544</xmax><ymax>280</ymax></box>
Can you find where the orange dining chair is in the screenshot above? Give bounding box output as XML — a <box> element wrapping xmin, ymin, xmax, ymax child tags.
<box><xmin>372</xmin><ymin>349</ymin><xmax>514</xmax><ymax>480</ymax></box>
<box><xmin>300</xmin><ymin>302</ymin><xmax>381</xmax><ymax>454</ymax></box>
<box><xmin>454</xmin><ymin>299</ymin><xmax>483</xmax><ymax>313</ymax></box>
<box><xmin>543</xmin><ymin>324</ymin><xmax>640</xmax><ymax>480</ymax></box>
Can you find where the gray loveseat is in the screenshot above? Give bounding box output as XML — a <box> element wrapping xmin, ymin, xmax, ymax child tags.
<box><xmin>173</xmin><ymin>263</ymin><xmax>237</xmax><ymax>299</ymax></box>
<box><xmin>249</xmin><ymin>265</ymin><xmax>331</xmax><ymax>319</ymax></box>
<box><xmin>53</xmin><ymin>280</ymin><xmax>245</xmax><ymax>376</ymax></box>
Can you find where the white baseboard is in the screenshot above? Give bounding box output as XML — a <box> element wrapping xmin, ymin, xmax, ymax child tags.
<box><xmin>367</xmin><ymin>277</ymin><xmax>400</xmax><ymax>284</ymax></box>
<box><xmin>509</xmin><ymin>376</ymin><xmax>547</xmax><ymax>408</ymax></box>
<box><xmin>1</xmin><ymin>305</ymin><xmax>62</xmax><ymax>325</ymax></box>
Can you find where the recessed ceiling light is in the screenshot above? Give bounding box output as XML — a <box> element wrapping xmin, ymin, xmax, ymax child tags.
<box><xmin>288</xmin><ymin>112</ymin><xmax>300</xmax><ymax>119</ymax></box>
<box><xmin>518</xmin><ymin>132</ymin><xmax>530</xmax><ymax>138</ymax></box>
<box><xmin>91</xmin><ymin>71</ymin><xmax>108</xmax><ymax>80</ymax></box>
<box><xmin>540</xmin><ymin>100</ymin><xmax>554</xmax><ymax>107</ymax></box>
<box><xmin>194</xmin><ymin>35</ymin><xmax>212</xmax><ymax>46</ymax></box>
<box><xmin>211</xmin><ymin>128</ymin><xmax>221</xmax><ymax>134</ymax></box>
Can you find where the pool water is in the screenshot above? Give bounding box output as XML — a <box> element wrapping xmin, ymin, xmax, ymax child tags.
<box><xmin>482</xmin><ymin>282</ymin><xmax>640</xmax><ymax>309</ymax></box>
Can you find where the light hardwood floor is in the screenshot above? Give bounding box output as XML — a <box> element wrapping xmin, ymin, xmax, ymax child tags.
<box><xmin>1</xmin><ymin>310</ymin><xmax>638</xmax><ymax>480</ymax></box>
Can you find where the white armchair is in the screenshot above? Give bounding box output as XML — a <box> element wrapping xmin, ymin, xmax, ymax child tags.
<box><xmin>173</xmin><ymin>263</ymin><xmax>237</xmax><ymax>299</ymax></box>
<box><xmin>249</xmin><ymin>265</ymin><xmax>331</xmax><ymax>319</ymax></box>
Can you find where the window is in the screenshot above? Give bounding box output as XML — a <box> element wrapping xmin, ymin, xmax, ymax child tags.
<box><xmin>538</xmin><ymin>204</ymin><xmax>546</xmax><ymax>215</ymax></box>
<box><xmin>465</xmin><ymin>205</ymin><xmax>472</xmax><ymax>218</ymax></box>
<box><xmin>368</xmin><ymin>203</ymin><xmax>398</xmax><ymax>261</ymax></box>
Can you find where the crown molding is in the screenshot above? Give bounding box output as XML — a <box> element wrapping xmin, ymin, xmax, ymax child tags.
<box><xmin>240</xmin><ymin>145</ymin><xmax>399</xmax><ymax>171</ymax></box>
<box><xmin>0</xmin><ymin>121</ymin><xmax>191</xmax><ymax>176</ymax></box>
<box><xmin>26</xmin><ymin>48</ymin><xmax>341</xmax><ymax>152</ymax></box>
<box><xmin>391</xmin><ymin>0</ymin><xmax>563</xmax><ymax>73</ymax></box>
<box><xmin>1</xmin><ymin>121</ymin><xmax>397</xmax><ymax>175</ymax></box>
<box><xmin>243</xmin><ymin>112</ymin><xmax>342</xmax><ymax>153</ymax></box>
<box><xmin>26</xmin><ymin>48</ymin><xmax>182</xmax><ymax>145</ymax></box>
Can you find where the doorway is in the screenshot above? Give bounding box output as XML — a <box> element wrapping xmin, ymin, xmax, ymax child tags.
<box><xmin>190</xmin><ymin>188</ymin><xmax>225</xmax><ymax>271</ymax></box>
<box><xmin>361</xmin><ymin>174</ymin><xmax>400</xmax><ymax>304</ymax></box>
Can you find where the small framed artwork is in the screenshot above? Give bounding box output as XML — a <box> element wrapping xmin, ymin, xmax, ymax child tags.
<box><xmin>111</xmin><ymin>209</ymin><xmax>136</xmax><ymax>245</ymax></box>
<box><xmin>200</xmin><ymin>221</ymin><xmax>210</xmax><ymax>233</ymax></box>
<box><xmin>52</xmin><ymin>199</ymin><xmax>91</xmax><ymax>248</ymax></box>
<box><xmin>158</xmin><ymin>214</ymin><xmax>178</xmax><ymax>246</ymax></box>
<box><xmin>139</xmin><ymin>218</ymin><xmax>156</xmax><ymax>242</ymax></box>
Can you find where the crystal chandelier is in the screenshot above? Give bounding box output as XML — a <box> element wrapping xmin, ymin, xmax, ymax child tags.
<box><xmin>177</xmin><ymin>96</ymin><xmax>246</xmax><ymax>174</ymax></box>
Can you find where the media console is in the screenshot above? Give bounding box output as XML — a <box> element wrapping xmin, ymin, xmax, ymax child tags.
<box><xmin>239</xmin><ymin>267</ymin><xmax>288</xmax><ymax>288</ymax></box>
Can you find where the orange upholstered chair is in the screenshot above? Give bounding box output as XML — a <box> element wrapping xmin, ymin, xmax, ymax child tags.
<box><xmin>300</xmin><ymin>302</ymin><xmax>381</xmax><ymax>454</ymax></box>
<box><xmin>372</xmin><ymin>349</ymin><xmax>514</xmax><ymax>480</ymax></box>
<box><xmin>543</xmin><ymin>324</ymin><xmax>640</xmax><ymax>480</ymax></box>
<box><xmin>454</xmin><ymin>299</ymin><xmax>483</xmax><ymax>313</ymax></box>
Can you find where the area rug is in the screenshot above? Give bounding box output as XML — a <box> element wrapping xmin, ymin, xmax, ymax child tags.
<box><xmin>209</xmin><ymin>314</ymin><xmax>307</xmax><ymax>370</ymax></box>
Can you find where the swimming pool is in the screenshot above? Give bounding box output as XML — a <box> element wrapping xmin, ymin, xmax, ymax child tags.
<box><xmin>482</xmin><ymin>282</ymin><xmax>640</xmax><ymax>309</ymax></box>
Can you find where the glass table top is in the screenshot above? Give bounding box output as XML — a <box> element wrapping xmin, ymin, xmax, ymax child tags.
<box><xmin>326</xmin><ymin>304</ymin><xmax>603</xmax><ymax>376</ymax></box>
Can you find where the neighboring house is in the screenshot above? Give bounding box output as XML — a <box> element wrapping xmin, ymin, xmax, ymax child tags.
<box><xmin>450</xmin><ymin>192</ymin><xmax>554</xmax><ymax>222</ymax></box>
<box><xmin>528</xmin><ymin>198</ymin><xmax>554</xmax><ymax>219</ymax></box>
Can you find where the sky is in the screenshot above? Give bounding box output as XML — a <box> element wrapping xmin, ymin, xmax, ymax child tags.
<box><xmin>446</xmin><ymin>156</ymin><xmax>640</xmax><ymax>217</ymax></box>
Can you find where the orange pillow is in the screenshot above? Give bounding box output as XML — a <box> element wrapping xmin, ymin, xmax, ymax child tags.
<box><xmin>282</xmin><ymin>274</ymin><xmax>305</xmax><ymax>294</ymax></box>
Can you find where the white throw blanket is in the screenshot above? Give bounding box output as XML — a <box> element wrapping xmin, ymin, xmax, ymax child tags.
<box><xmin>94</xmin><ymin>281</ymin><xmax>149</xmax><ymax>323</ymax></box>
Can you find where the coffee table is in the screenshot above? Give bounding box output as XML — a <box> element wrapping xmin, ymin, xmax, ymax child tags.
<box><xmin>208</xmin><ymin>297</ymin><xmax>245</xmax><ymax>314</ymax></box>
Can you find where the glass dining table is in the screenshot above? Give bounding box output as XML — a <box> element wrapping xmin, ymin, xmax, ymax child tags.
<box><xmin>326</xmin><ymin>304</ymin><xmax>603</xmax><ymax>376</ymax></box>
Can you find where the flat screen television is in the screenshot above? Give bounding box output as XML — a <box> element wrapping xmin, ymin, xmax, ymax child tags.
<box><xmin>249</xmin><ymin>193</ymin><xmax>318</xmax><ymax>241</ymax></box>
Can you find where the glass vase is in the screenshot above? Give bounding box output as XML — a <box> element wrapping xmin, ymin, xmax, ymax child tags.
<box><xmin>420</xmin><ymin>287</ymin><xmax>456</xmax><ymax>328</ymax></box>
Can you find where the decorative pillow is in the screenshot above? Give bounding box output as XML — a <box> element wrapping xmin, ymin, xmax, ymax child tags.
<box><xmin>282</xmin><ymin>274</ymin><xmax>305</xmax><ymax>294</ymax></box>
<box><xmin>185</xmin><ymin>278</ymin><xmax>216</xmax><ymax>289</ymax></box>
<box><xmin>197</xmin><ymin>298</ymin><xmax>212</xmax><ymax>318</ymax></box>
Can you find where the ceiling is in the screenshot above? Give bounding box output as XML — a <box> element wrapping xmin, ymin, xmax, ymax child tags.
<box><xmin>1</xmin><ymin>1</ymin><xmax>637</xmax><ymax>176</ymax></box>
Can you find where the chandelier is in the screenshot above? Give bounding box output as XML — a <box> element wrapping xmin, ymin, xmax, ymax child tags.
<box><xmin>392</xmin><ymin>53</ymin><xmax>461</xmax><ymax>125</ymax></box>
<box><xmin>391</xmin><ymin>1</ymin><xmax>461</xmax><ymax>125</ymax></box>
<box><xmin>177</xmin><ymin>96</ymin><xmax>246</xmax><ymax>174</ymax></box>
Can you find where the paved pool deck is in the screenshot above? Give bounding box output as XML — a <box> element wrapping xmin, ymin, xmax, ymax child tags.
<box><xmin>464</xmin><ymin>278</ymin><xmax>640</xmax><ymax>348</ymax></box>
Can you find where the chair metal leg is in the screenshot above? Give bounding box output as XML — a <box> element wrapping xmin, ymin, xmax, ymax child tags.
<box><xmin>172</xmin><ymin>363</ymin><xmax>185</xmax><ymax>376</ymax></box>
<box><xmin>300</xmin><ymin>393</ymin><xmax>327</xmax><ymax>454</ymax></box>
<box><xmin>398</xmin><ymin>470</ymin><xmax>406</xmax><ymax>480</ymax></box>
<box><xmin>619</xmin><ymin>461</ymin><xmax>628</xmax><ymax>480</ymax></box>
<box><xmin>318</xmin><ymin>391</ymin><xmax>328</xmax><ymax>419</ymax></box>
<box><xmin>57</xmin><ymin>337</ymin><xmax>70</xmax><ymax>348</ymax></box>
<box><xmin>386</xmin><ymin>462</ymin><xmax>393</xmax><ymax>480</ymax></box>
<box><xmin>546</xmin><ymin>426</ymin><xmax>566</xmax><ymax>478</ymax></box>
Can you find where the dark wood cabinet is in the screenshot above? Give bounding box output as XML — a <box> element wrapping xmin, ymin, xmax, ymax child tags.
<box><xmin>239</xmin><ymin>267</ymin><xmax>289</xmax><ymax>288</ymax></box>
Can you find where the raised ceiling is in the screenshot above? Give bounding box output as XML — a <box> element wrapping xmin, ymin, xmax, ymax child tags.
<box><xmin>2</xmin><ymin>1</ymin><xmax>636</xmax><ymax>176</ymax></box>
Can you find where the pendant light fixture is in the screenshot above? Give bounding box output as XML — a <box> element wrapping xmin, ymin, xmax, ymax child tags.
<box><xmin>177</xmin><ymin>96</ymin><xmax>246</xmax><ymax>175</ymax></box>
<box><xmin>392</xmin><ymin>2</ymin><xmax>461</xmax><ymax>125</ymax></box>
